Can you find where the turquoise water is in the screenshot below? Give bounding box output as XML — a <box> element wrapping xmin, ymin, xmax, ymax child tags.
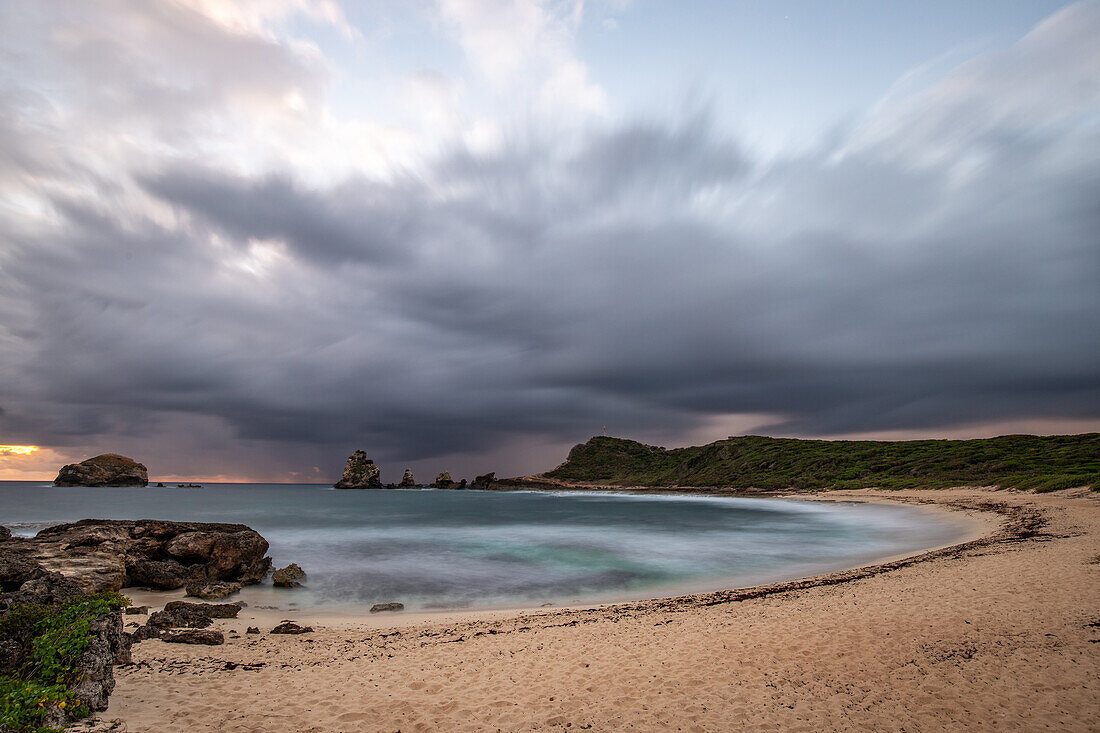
<box><xmin>0</xmin><ymin>482</ymin><xmax>969</xmax><ymax>611</ymax></box>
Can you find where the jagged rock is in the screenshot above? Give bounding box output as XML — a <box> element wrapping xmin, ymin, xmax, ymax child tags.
<box><xmin>122</xmin><ymin>605</ymin><xmax>148</xmax><ymax>615</ymax></box>
<box><xmin>0</xmin><ymin>547</ymin><xmax>42</xmax><ymax>592</ymax></box>
<box><xmin>369</xmin><ymin>602</ymin><xmax>404</xmax><ymax>613</ymax></box>
<box><xmin>0</xmin><ymin>570</ymin><xmax>129</xmax><ymax>725</ymax></box>
<box><xmin>147</xmin><ymin>600</ymin><xmax>241</xmax><ymax>629</ymax></box>
<box><xmin>334</xmin><ymin>449</ymin><xmax>383</xmax><ymax>489</ymax></box>
<box><xmin>69</xmin><ymin>609</ymin><xmax>130</xmax><ymax>710</ymax></box>
<box><xmin>431</xmin><ymin>471</ymin><xmax>454</xmax><ymax>489</ymax></box>
<box><xmin>270</xmin><ymin>621</ymin><xmax>312</xmax><ymax>634</ymax></box>
<box><xmin>400</xmin><ymin>469</ymin><xmax>417</xmax><ymax>487</ymax></box>
<box><xmin>246</xmin><ymin>626</ymin><xmax>260</xmax><ymax>634</ymax></box>
<box><xmin>161</xmin><ymin>629</ymin><xmax>224</xmax><ymax>645</ymax></box>
<box><xmin>0</xmin><ymin>525</ymin><xmax>10</xmax><ymax>540</ymax></box>
<box><xmin>471</xmin><ymin>472</ymin><xmax>496</xmax><ymax>490</ymax></box>
<box><xmin>456</xmin><ymin>479</ymin><xmax>467</xmax><ymax>490</ymax></box>
<box><xmin>1</xmin><ymin>519</ymin><xmax>270</xmax><ymax>594</ymax></box>
<box><xmin>54</xmin><ymin>454</ymin><xmax>148</xmax><ymax>487</ymax></box>
<box><xmin>272</xmin><ymin>563</ymin><xmax>306</xmax><ymax>588</ymax></box>
<box><xmin>185</xmin><ymin>579</ymin><xmax>241</xmax><ymax>599</ymax></box>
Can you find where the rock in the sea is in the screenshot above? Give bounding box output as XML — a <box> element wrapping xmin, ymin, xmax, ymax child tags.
<box><xmin>431</xmin><ymin>471</ymin><xmax>454</xmax><ymax>489</ymax></box>
<box><xmin>161</xmin><ymin>629</ymin><xmax>224</xmax><ymax>645</ymax></box>
<box><xmin>334</xmin><ymin>449</ymin><xmax>383</xmax><ymax>489</ymax></box>
<box><xmin>369</xmin><ymin>602</ymin><xmax>404</xmax><ymax>613</ymax></box>
<box><xmin>400</xmin><ymin>468</ymin><xmax>417</xmax><ymax>487</ymax></box>
<box><xmin>186</xmin><ymin>579</ymin><xmax>242</xmax><ymax>599</ymax></box>
<box><xmin>2</xmin><ymin>519</ymin><xmax>270</xmax><ymax>594</ymax></box>
<box><xmin>54</xmin><ymin>453</ymin><xmax>149</xmax><ymax>487</ymax></box>
<box><xmin>471</xmin><ymin>472</ymin><xmax>496</xmax><ymax>490</ymax></box>
<box><xmin>272</xmin><ymin>563</ymin><xmax>307</xmax><ymax>588</ymax></box>
<box><xmin>271</xmin><ymin>621</ymin><xmax>313</xmax><ymax>634</ymax></box>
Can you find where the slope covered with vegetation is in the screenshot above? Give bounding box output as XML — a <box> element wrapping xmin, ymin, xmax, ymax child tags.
<box><xmin>544</xmin><ymin>434</ymin><xmax>1100</xmax><ymax>492</ymax></box>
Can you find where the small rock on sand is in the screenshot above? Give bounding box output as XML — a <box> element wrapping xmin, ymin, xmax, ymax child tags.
<box><xmin>370</xmin><ymin>602</ymin><xmax>404</xmax><ymax>613</ymax></box>
<box><xmin>161</xmin><ymin>629</ymin><xmax>224</xmax><ymax>645</ymax></box>
<box><xmin>271</xmin><ymin>621</ymin><xmax>313</xmax><ymax>634</ymax></box>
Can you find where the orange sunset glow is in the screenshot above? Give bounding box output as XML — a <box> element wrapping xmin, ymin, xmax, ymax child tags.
<box><xmin>0</xmin><ymin>445</ymin><xmax>39</xmax><ymax>456</ymax></box>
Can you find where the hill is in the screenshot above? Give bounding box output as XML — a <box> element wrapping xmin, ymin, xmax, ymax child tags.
<box><xmin>543</xmin><ymin>434</ymin><xmax>1100</xmax><ymax>492</ymax></box>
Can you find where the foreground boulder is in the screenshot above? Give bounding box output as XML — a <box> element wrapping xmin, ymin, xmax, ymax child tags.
<box><xmin>54</xmin><ymin>453</ymin><xmax>149</xmax><ymax>487</ymax></box>
<box><xmin>271</xmin><ymin>621</ymin><xmax>313</xmax><ymax>634</ymax></box>
<box><xmin>2</xmin><ymin>519</ymin><xmax>271</xmax><ymax>594</ymax></box>
<box><xmin>334</xmin><ymin>449</ymin><xmax>383</xmax><ymax>489</ymax></box>
<box><xmin>272</xmin><ymin>563</ymin><xmax>307</xmax><ymax>587</ymax></box>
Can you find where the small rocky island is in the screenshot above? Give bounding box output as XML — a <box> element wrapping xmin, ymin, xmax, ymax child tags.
<box><xmin>54</xmin><ymin>453</ymin><xmax>149</xmax><ymax>487</ymax></box>
<box><xmin>334</xmin><ymin>449</ymin><xmax>383</xmax><ymax>489</ymax></box>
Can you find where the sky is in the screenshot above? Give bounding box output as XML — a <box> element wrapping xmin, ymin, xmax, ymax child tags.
<box><xmin>0</xmin><ymin>0</ymin><xmax>1097</xmax><ymax>482</ymax></box>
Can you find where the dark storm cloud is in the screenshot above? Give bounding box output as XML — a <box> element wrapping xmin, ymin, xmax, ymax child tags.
<box><xmin>0</xmin><ymin>2</ymin><xmax>1098</xmax><ymax>479</ymax></box>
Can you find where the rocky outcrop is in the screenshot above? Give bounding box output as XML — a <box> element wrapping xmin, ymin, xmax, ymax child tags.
<box><xmin>431</xmin><ymin>471</ymin><xmax>454</xmax><ymax>489</ymax></box>
<box><xmin>185</xmin><ymin>579</ymin><xmax>241</xmax><ymax>599</ymax></box>
<box><xmin>334</xmin><ymin>449</ymin><xmax>383</xmax><ymax>489</ymax></box>
<box><xmin>0</xmin><ymin>525</ymin><xmax>11</xmax><ymax>540</ymax></box>
<box><xmin>272</xmin><ymin>563</ymin><xmax>306</xmax><ymax>587</ymax></box>
<box><xmin>68</xmin><ymin>609</ymin><xmax>130</xmax><ymax>710</ymax></box>
<box><xmin>54</xmin><ymin>454</ymin><xmax>148</xmax><ymax>487</ymax></box>
<box><xmin>147</xmin><ymin>600</ymin><xmax>241</xmax><ymax>629</ymax></box>
<box><xmin>471</xmin><ymin>472</ymin><xmax>496</xmax><ymax>490</ymax></box>
<box><xmin>400</xmin><ymin>469</ymin><xmax>417</xmax><ymax>487</ymax></box>
<box><xmin>370</xmin><ymin>602</ymin><xmax>404</xmax><ymax>613</ymax></box>
<box><xmin>271</xmin><ymin>621</ymin><xmax>313</xmax><ymax>634</ymax></box>
<box><xmin>0</xmin><ymin>555</ymin><xmax>129</xmax><ymax>726</ymax></box>
<box><xmin>2</xmin><ymin>519</ymin><xmax>271</xmax><ymax>594</ymax></box>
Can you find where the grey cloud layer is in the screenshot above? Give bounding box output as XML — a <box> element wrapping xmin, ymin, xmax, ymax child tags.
<box><xmin>1</xmin><ymin>2</ymin><xmax>1098</xmax><ymax>478</ymax></box>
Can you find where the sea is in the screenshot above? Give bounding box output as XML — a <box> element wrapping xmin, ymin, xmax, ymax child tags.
<box><xmin>0</xmin><ymin>482</ymin><xmax>971</xmax><ymax>612</ymax></box>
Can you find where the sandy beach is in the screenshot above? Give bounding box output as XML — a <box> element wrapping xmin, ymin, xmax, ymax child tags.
<box><xmin>104</xmin><ymin>488</ymin><xmax>1099</xmax><ymax>731</ymax></box>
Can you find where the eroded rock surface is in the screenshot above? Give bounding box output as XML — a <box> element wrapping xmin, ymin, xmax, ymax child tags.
<box><xmin>54</xmin><ymin>454</ymin><xmax>148</xmax><ymax>487</ymax></box>
<box><xmin>3</xmin><ymin>519</ymin><xmax>271</xmax><ymax>594</ymax></box>
<box><xmin>272</xmin><ymin>563</ymin><xmax>307</xmax><ymax>587</ymax></box>
<box><xmin>400</xmin><ymin>469</ymin><xmax>417</xmax><ymax>487</ymax></box>
<box><xmin>432</xmin><ymin>471</ymin><xmax>454</xmax><ymax>489</ymax></box>
<box><xmin>471</xmin><ymin>472</ymin><xmax>496</xmax><ymax>490</ymax></box>
<box><xmin>334</xmin><ymin>449</ymin><xmax>383</xmax><ymax>489</ymax></box>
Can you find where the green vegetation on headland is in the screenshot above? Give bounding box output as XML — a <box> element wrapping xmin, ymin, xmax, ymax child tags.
<box><xmin>543</xmin><ymin>434</ymin><xmax>1100</xmax><ymax>492</ymax></box>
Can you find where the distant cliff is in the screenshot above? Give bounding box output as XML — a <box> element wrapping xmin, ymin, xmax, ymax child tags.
<box><xmin>542</xmin><ymin>434</ymin><xmax>1100</xmax><ymax>492</ymax></box>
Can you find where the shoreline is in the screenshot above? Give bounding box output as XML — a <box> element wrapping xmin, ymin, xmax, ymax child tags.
<box><xmin>107</xmin><ymin>487</ymin><xmax>1099</xmax><ymax>731</ymax></box>
<box><xmin>121</xmin><ymin>490</ymin><xmax>992</xmax><ymax>628</ymax></box>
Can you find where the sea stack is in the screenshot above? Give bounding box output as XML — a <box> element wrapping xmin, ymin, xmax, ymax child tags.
<box><xmin>334</xmin><ymin>449</ymin><xmax>383</xmax><ymax>489</ymax></box>
<box><xmin>53</xmin><ymin>453</ymin><xmax>148</xmax><ymax>487</ymax></box>
<box><xmin>471</xmin><ymin>472</ymin><xmax>496</xmax><ymax>490</ymax></box>
<box><xmin>400</xmin><ymin>469</ymin><xmax>417</xmax><ymax>487</ymax></box>
<box><xmin>431</xmin><ymin>471</ymin><xmax>455</xmax><ymax>489</ymax></box>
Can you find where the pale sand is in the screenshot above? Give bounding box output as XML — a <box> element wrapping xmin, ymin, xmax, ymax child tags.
<box><xmin>105</xmin><ymin>488</ymin><xmax>1099</xmax><ymax>731</ymax></box>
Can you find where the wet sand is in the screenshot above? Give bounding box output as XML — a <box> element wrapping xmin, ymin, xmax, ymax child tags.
<box><xmin>106</xmin><ymin>488</ymin><xmax>1099</xmax><ymax>731</ymax></box>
